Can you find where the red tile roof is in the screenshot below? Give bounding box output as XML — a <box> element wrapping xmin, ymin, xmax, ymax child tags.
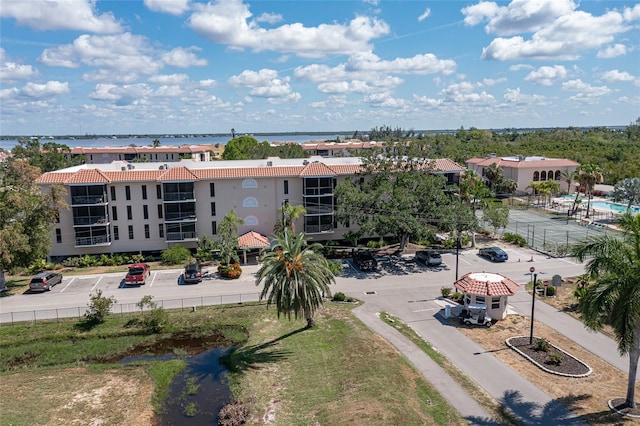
<box><xmin>466</xmin><ymin>157</ymin><xmax>579</xmax><ymax>168</ymax></box>
<box><xmin>238</xmin><ymin>231</ymin><xmax>270</xmax><ymax>248</ymax></box>
<box><xmin>454</xmin><ymin>272</ymin><xmax>519</xmax><ymax>296</ymax></box>
<box><xmin>299</xmin><ymin>161</ymin><xmax>338</xmax><ymax>176</ymax></box>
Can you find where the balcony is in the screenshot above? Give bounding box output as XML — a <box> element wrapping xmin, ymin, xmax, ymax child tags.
<box><xmin>71</xmin><ymin>195</ymin><xmax>107</xmax><ymax>205</ymax></box>
<box><xmin>304</xmin><ymin>205</ymin><xmax>334</xmax><ymax>215</ymax></box>
<box><xmin>75</xmin><ymin>235</ymin><xmax>111</xmax><ymax>247</ymax></box>
<box><xmin>304</xmin><ymin>224</ymin><xmax>334</xmax><ymax>234</ymax></box>
<box><xmin>166</xmin><ymin>232</ymin><xmax>197</xmax><ymax>241</ymax></box>
<box><xmin>164</xmin><ymin>192</ymin><xmax>195</xmax><ymax>202</ymax></box>
<box><xmin>73</xmin><ymin>216</ymin><xmax>109</xmax><ymax>226</ymax></box>
<box><xmin>303</xmin><ymin>187</ymin><xmax>333</xmax><ymax>196</ymax></box>
<box><xmin>164</xmin><ymin>213</ymin><xmax>197</xmax><ymax>222</ymax></box>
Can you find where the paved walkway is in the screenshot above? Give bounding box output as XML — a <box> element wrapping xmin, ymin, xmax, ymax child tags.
<box><xmin>352</xmin><ymin>286</ymin><xmax>589</xmax><ymax>425</ymax></box>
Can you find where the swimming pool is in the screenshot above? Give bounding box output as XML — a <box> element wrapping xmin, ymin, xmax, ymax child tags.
<box><xmin>590</xmin><ymin>200</ymin><xmax>640</xmax><ymax>214</ymax></box>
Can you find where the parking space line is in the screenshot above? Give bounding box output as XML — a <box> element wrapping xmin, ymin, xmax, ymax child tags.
<box><xmin>59</xmin><ymin>277</ymin><xmax>75</xmax><ymax>293</ymax></box>
<box><xmin>91</xmin><ymin>275</ymin><xmax>103</xmax><ymax>291</ymax></box>
<box><xmin>149</xmin><ymin>272</ymin><xmax>156</xmax><ymax>287</ymax></box>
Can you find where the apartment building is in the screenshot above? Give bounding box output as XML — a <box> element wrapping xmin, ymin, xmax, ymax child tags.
<box><xmin>466</xmin><ymin>155</ymin><xmax>580</xmax><ymax>194</ymax></box>
<box><xmin>36</xmin><ymin>156</ymin><xmax>465</xmax><ymax>259</ymax></box>
<box><xmin>66</xmin><ymin>144</ymin><xmax>223</xmax><ymax>164</ymax></box>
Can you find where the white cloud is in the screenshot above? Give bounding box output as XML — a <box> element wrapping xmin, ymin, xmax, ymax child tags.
<box><xmin>597</xmin><ymin>44</ymin><xmax>627</xmax><ymax>58</ymax></box>
<box><xmin>199</xmin><ymin>79</ymin><xmax>217</xmax><ymax>88</ymax></box>
<box><xmin>22</xmin><ymin>80</ymin><xmax>70</xmax><ymax>98</ymax></box>
<box><xmin>562</xmin><ymin>79</ymin><xmax>612</xmax><ymax>103</ymax></box>
<box><xmin>601</xmin><ymin>70</ymin><xmax>635</xmax><ymax>82</ymax></box>
<box><xmin>418</xmin><ymin>8</ymin><xmax>431</xmax><ymax>22</ymax></box>
<box><xmin>509</xmin><ymin>64</ymin><xmax>534</xmax><ymax>72</ymax></box>
<box><xmin>468</xmin><ymin>1</ymin><xmax>637</xmax><ymax>61</ymax></box>
<box><xmin>503</xmin><ymin>87</ymin><xmax>547</xmax><ymax>105</ymax></box>
<box><xmin>228</xmin><ymin>68</ymin><xmax>300</xmax><ymax>101</ymax></box>
<box><xmin>463</xmin><ymin>0</ymin><xmax>576</xmax><ymax>36</ymax></box>
<box><xmin>345</xmin><ymin>52</ymin><xmax>456</xmax><ymax>75</ymax></box>
<box><xmin>89</xmin><ymin>83</ymin><xmax>153</xmax><ymax>105</ymax></box>
<box><xmin>144</xmin><ymin>0</ymin><xmax>190</xmax><ymax>15</ymax></box>
<box><xmin>524</xmin><ymin>65</ymin><xmax>567</xmax><ymax>86</ymax></box>
<box><xmin>0</xmin><ymin>0</ymin><xmax>122</xmax><ymax>33</ymax></box>
<box><xmin>188</xmin><ymin>0</ymin><xmax>390</xmax><ymax>58</ymax></box>
<box><xmin>148</xmin><ymin>74</ymin><xmax>190</xmax><ymax>85</ymax></box>
<box><xmin>255</xmin><ymin>12</ymin><xmax>283</xmax><ymax>24</ymax></box>
<box><xmin>162</xmin><ymin>47</ymin><xmax>208</xmax><ymax>67</ymax></box>
<box><xmin>0</xmin><ymin>52</ymin><xmax>37</xmax><ymax>82</ymax></box>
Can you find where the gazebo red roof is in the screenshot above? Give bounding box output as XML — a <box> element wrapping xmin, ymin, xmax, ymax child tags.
<box><xmin>238</xmin><ymin>231</ymin><xmax>270</xmax><ymax>249</ymax></box>
<box><xmin>454</xmin><ymin>272</ymin><xmax>519</xmax><ymax>296</ymax></box>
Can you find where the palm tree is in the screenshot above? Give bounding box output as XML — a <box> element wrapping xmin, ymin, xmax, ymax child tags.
<box><xmin>484</xmin><ymin>163</ymin><xmax>503</xmax><ymax>193</ymax></box>
<box><xmin>255</xmin><ymin>232</ymin><xmax>335</xmax><ymax>328</ymax></box>
<box><xmin>571</xmin><ymin>212</ymin><xmax>640</xmax><ymax>409</ymax></box>
<box><xmin>559</xmin><ymin>169</ymin><xmax>575</xmax><ymax>195</ymax></box>
<box><xmin>274</xmin><ymin>202</ymin><xmax>306</xmax><ymax>235</ymax></box>
<box><xmin>575</xmin><ymin>164</ymin><xmax>604</xmax><ymax>218</ymax></box>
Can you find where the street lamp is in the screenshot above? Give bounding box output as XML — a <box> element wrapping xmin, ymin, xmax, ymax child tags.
<box><xmin>529</xmin><ymin>266</ymin><xmax>537</xmax><ymax>344</ymax></box>
<box><xmin>455</xmin><ymin>232</ymin><xmax>461</xmax><ymax>281</ymax></box>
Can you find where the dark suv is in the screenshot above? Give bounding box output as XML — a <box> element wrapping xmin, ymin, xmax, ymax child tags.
<box><xmin>29</xmin><ymin>272</ymin><xmax>63</xmax><ymax>292</ymax></box>
<box><xmin>353</xmin><ymin>251</ymin><xmax>378</xmax><ymax>271</ymax></box>
<box><xmin>183</xmin><ymin>262</ymin><xmax>203</xmax><ymax>284</ymax></box>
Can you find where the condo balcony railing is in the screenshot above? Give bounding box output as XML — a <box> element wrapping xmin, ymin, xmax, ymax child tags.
<box><xmin>75</xmin><ymin>235</ymin><xmax>111</xmax><ymax>247</ymax></box>
<box><xmin>71</xmin><ymin>195</ymin><xmax>106</xmax><ymax>205</ymax></box>
<box><xmin>166</xmin><ymin>232</ymin><xmax>197</xmax><ymax>241</ymax></box>
<box><xmin>163</xmin><ymin>192</ymin><xmax>195</xmax><ymax>202</ymax></box>
<box><xmin>164</xmin><ymin>213</ymin><xmax>197</xmax><ymax>222</ymax></box>
<box><xmin>304</xmin><ymin>224</ymin><xmax>334</xmax><ymax>234</ymax></box>
<box><xmin>303</xmin><ymin>188</ymin><xmax>333</xmax><ymax>196</ymax></box>
<box><xmin>73</xmin><ymin>216</ymin><xmax>109</xmax><ymax>226</ymax></box>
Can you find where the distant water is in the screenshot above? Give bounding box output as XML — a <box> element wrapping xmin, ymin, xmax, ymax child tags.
<box><xmin>0</xmin><ymin>134</ymin><xmax>352</xmax><ymax>151</ymax></box>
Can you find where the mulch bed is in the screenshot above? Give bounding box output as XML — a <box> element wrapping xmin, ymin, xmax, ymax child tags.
<box><xmin>609</xmin><ymin>398</ymin><xmax>640</xmax><ymax>418</ymax></box>
<box><xmin>507</xmin><ymin>336</ymin><xmax>591</xmax><ymax>377</ymax></box>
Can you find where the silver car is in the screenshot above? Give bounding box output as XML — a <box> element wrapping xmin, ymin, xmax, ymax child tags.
<box><xmin>29</xmin><ymin>272</ymin><xmax>63</xmax><ymax>292</ymax></box>
<box><xmin>415</xmin><ymin>250</ymin><xmax>442</xmax><ymax>266</ymax></box>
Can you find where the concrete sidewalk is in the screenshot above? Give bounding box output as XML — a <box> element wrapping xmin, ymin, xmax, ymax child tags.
<box><xmin>353</xmin><ymin>303</ymin><xmax>496</xmax><ymax>424</ymax></box>
<box><xmin>353</xmin><ymin>287</ymin><xmax>588</xmax><ymax>425</ymax></box>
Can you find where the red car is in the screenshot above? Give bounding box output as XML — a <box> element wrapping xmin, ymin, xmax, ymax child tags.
<box><xmin>124</xmin><ymin>263</ymin><xmax>151</xmax><ymax>285</ymax></box>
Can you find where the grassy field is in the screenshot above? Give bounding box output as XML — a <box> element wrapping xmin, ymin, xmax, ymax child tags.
<box><xmin>0</xmin><ymin>301</ymin><xmax>466</xmax><ymax>425</ymax></box>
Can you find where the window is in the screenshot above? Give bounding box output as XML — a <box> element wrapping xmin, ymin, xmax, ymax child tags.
<box><xmin>209</xmin><ymin>182</ymin><xmax>215</xmax><ymax>197</ymax></box>
<box><xmin>211</xmin><ymin>202</ymin><xmax>216</xmax><ymax>216</ymax></box>
<box><xmin>475</xmin><ymin>295</ymin><xmax>486</xmax><ymax>304</ymax></box>
<box><xmin>541</xmin><ymin>171</ymin><xmax>547</xmax><ymax>180</ymax></box>
<box><xmin>111</xmin><ymin>206</ymin><xmax>118</xmax><ymax>221</ymax></box>
<box><xmin>244</xmin><ymin>215</ymin><xmax>258</xmax><ymax>226</ymax></box>
<box><xmin>125</xmin><ymin>185</ymin><xmax>131</xmax><ymax>200</ymax></box>
<box><xmin>127</xmin><ymin>206</ymin><xmax>132</xmax><ymax>220</ymax></box>
<box><xmin>491</xmin><ymin>297</ymin><xmax>500</xmax><ymax>310</ymax></box>
<box><xmin>110</xmin><ymin>186</ymin><xmax>116</xmax><ymax>201</ymax></box>
<box><xmin>113</xmin><ymin>226</ymin><xmax>119</xmax><ymax>240</ymax></box>
<box><xmin>158</xmin><ymin>224</ymin><xmax>164</xmax><ymax>238</ymax></box>
<box><xmin>533</xmin><ymin>171</ymin><xmax>540</xmax><ymax>181</ymax></box>
<box><xmin>128</xmin><ymin>225</ymin><xmax>134</xmax><ymax>239</ymax></box>
<box><xmin>157</xmin><ymin>204</ymin><xmax>163</xmax><ymax>219</ymax></box>
<box><xmin>143</xmin><ymin>205</ymin><xmax>149</xmax><ymax>220</ymax></box>
<box><xmin>144</xmin><ymin>224</ymin><xmax>150</xmax><ymax>239</ymax></box>
<box><xmin>211</xmin><ymin>221</ymin><xmax>217</xmax><ymax>235</ymax></box>
<box><xmin>554</xmin><ymin>170</ymin><xmax>561</xmax><ymax>180</ymax></box>
<box><xmin>156</xmin><ymin>184</ymin><xmax>162</xmax><ymax>199</ymax></box>
<box><xmin>284</xmin><ymin>180</ymin><xmax>289</xmax><ymax>195</ymax></box>
<box><xmin>242</xmin><ymin>197</ymin><xmax>258</xmax><ymax>207</ymax></box>
<box><xmin>55</xmin><ymin>228</ymin><xmax>62</xmax><ymax>243</ymax></box>
<box><xmin>242</xmin><ymin>178</ymin><xmax>257</xmax><ymax>188</ymax></box>
<box><xmin>142</xmin><ymin>185</ymin><xmax>147</xmax><ymax>200</ymax></box>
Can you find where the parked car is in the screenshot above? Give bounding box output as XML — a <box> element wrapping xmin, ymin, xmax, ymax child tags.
<box><xmin>461</xmin><ymin>311</ymin><xmax>493</xmax><ymax>327</ymax></box>
<box><xmin>29</xmin><ymin>272</ymin><xmax>63</xmax><ymax>292</ymax></box>
<box><xmin>353</xmin><ymin>250</ymin><xmax>378</xmax><ymax>271</ymax></box>
<box><xmin>478</xmin><ymin>247</ymin><xmax>508</xmax><ymax>262</ymax></box>
<box><xmin>415</xmin><ymin>250</ymin><xmax>442</xmax><ymax>266</ymax></box>
<box><xmin>124</xmin><ymin>263</ymin><xmax>151</xmax><ymax>285</ymax></box>
<box><xmin>183</xmin><ymin>262</ymin><xmax>203</xmax><ymax>284</ymax></box>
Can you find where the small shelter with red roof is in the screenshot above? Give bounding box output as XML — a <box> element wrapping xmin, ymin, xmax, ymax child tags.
<box><xmin>454</xmin><ymin>272</ymin><xmax>520</xmax><ymax>320</ymax></box>
<box><xmin>237</xmin><ymin>231</ymin><xmax>271</xmax><ymax>264</ymax></box>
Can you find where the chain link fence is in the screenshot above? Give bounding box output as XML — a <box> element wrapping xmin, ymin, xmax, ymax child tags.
<box><xmin>0</xmin><ymin>291</ymin><xmax>263</xmax><ymax>324</ymax></box>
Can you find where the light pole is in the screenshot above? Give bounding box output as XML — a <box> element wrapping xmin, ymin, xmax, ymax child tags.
<box><xmin>529</xmin><ymin>266</ymin><xmax>537</xmax><ymax>344</ymax></box>
<box><xmin>455</xmin><ymin>232</ymin><xmax>461</xmax><ymax>281</ymax></box>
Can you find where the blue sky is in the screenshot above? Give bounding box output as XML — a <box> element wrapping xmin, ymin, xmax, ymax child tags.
<box><xmin>1</xmin><ymin>0</ymin><xmax>639</xmax><ymax>136</ymax></box>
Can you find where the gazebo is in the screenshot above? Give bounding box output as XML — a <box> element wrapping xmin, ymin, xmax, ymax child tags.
<box><xmin>237</xmin><ymin>231</ymin><xmax>270</xmax><ymax>264</ymax></box>
<box><xmin>454</xmin><ymin>272</ymin><xmax>520</xmax><ymax>320</ymax></box>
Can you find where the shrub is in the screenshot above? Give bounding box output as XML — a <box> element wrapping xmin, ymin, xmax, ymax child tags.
<box><xmin>534</xmin><ymin>338</ymin><xmax>550</xmax><ymax>352</ymax></box>
<box><xmin>327</xmin><ymin>260</ymin><xmax>344</xmax><ymax>276</ymax></box>
<box><xmin>503</xmin><ymin>232</ymin><xmax>527</xmax><ymax>247</ymax></box>
<box><xmin>84</xmin><ymin>289</ymin><xmax>117</xmax><ymax>324</ymax></box>
<box><xmin>441</xmin><ymin>287</ymin><xmax>452</xmax><ymax>298</ymax></box>
<box><xmin>218</xmin><ymin>402</ymin><xmax>249</xmax><ymax>426</ymax></box>
<box><xmin>547</xmin><ymin>352</ymin><xmax>564</xmax><ymax>366</ymax></box>
<box><xmin>451</xmin><ymin>291</ymin><xmax>464</xmax><ymax>303</ymax></box>
<box><xmin>161</xmin><ymin>245</ymin><xmax>191</xmax><ymax>265</ymax></box>
<box><xmin>62</xmin><ymin>256</ymin><xmax>81</xmax><ymax>268</ymax></box>
<box><xmin>79</xmin><ymin>255</ymin><xmax>98</xmax><ymax>268</ymax></box>
<box><xmin>333</xmin><ymin>292</ymin><xmax>347</xmax><ymax>302</ymax></box>
<box><xmin>218</xmin><ymin>263</ymin><xmax>242</xmax><ymax>279</ymax></box>
<box><xmin>536</xmin><ymin>283</ymin><xmax>556</xmax><ymax>296</ymax></box>
<box><xmin>28</xmin><ymin>259</ymin><xmax>54</xmax><ymax>274</ymax></box>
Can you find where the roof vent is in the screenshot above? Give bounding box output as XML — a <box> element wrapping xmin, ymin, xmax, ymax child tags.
<box><xmin>159</xmin><ymin>165</ymin><xmax>165</xmax><ymax>170</ymax></box>
<box><xmin>121</xmin><ymin>166</ymin><xmax>126</xmax><ymax>171</ymax></box>
<box><xmin>266</xmin><ymin>160</ymin><xmax>273</xmax><ymax>166</ymax></box>
<box><xmin>127</xmin><ymin>163</ymin><xmax>133</xmax><ymax>169</ymax></box>
<box><xmin>487</xmin><ymin>153</ymin><xmax>496</xmax><ymax>158</ymax></box>
<box><xmin>164</xmin><ymin>163</ymin><xmax>169</xmax><ymax>169</ymax></box>
<box><xmin>303</xmin><ymin>160</ymin><xmax>309</xmax><ymax>165</ymax></box>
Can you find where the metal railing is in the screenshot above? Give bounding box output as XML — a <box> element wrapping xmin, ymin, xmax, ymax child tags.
<box><xmin>75</xmin><ymin>235</ymin><xmax>111</xmax><ymax>246</ymax></box>
<box><xmin>166</xmin><ymin>231</ymin><xmax>197</xmax><ymax>241</ymax></box>
<box><xmin>71</xmin><ymin>195</ymin><xmax>106</xmax><ymax>205</ymax></box>
<box><xmin>0</xmin><ymin>292</ymin><xmax>263</xmax><ymax>324</ymax></box>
